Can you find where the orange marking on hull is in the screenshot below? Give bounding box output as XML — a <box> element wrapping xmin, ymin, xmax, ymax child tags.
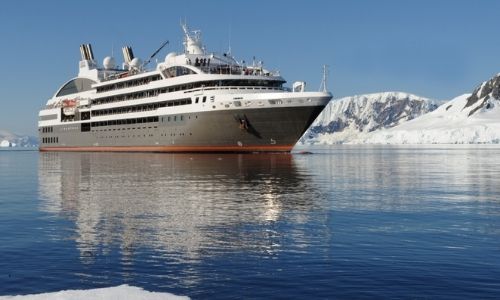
<box><xmin>39</xmin><ymin>145</ymin><xmax>294</xmax><ymax>153</ymax></box>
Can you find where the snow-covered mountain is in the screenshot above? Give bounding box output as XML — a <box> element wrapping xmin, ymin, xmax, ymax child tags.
<box><xmin>301</xmin><ymin>92</ymin><xmax>438</xmax><ymax>144</ymax></box>
<box><xmin>359</xmin><ymin>74</ymin><xmax>500</xmax><ymax>144</ymax></box>
<box><xmin>0</xmin><ymin>129</ymin><xmax>38</xmax><ymax>148</ymax></box>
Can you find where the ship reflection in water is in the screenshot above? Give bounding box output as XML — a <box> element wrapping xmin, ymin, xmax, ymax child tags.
<box><xmin>37</xmin><ymin>152</ymin><xmax>326</xmax><ymax>270</ymax></box>
<box><xmin>27</xmin><ymin>146</ymin><xmax>500</xmax><ymax>298</ymax></box>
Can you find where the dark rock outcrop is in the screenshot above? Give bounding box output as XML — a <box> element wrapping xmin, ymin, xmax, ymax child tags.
<box><xmin>464</xmin><ymin>73</ymin><xmax>500</xmax><ymax>116</ymax></box>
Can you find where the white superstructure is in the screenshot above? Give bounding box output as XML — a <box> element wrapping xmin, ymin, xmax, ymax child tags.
<box><xmin>38</xmin><ymin>24</ymin><xmax>332</xmax><ymax>152</ymax></box>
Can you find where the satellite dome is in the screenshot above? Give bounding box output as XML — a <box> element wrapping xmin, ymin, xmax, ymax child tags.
<box><xmin>130</xmin><ymin>57</ymin><xmax>142</xmax><ymax>69</ymax></box>
<box><xmin>103</xmin><ymin>56</ymin><xmax>116</xmax><ymax>70</ymax></box>
<box><xmin>165</xmin><ymin>52</ymin><xmax>177</xmax><ymax>64</ymax></box>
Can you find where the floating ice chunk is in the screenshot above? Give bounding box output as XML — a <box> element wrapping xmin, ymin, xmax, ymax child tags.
<box><xmin>0</xmin><ymin>140</ymin><xmax>10</xmax><ymax>147</ymax></box>
<box><xmin>0</xmin><ymin>285</ymin><xmax>189</xmax><ymax>300</ymax></box>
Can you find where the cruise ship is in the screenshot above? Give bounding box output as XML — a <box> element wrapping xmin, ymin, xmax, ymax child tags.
<box><xmin>38</xmin><ymin>24</ymin><xmax>332</xmax><ymax>152</ymax></box>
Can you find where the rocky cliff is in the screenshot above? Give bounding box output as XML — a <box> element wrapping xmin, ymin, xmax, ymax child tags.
<box><xmin>301</xmin><ymin>92</ymin><xmax>438</xmax><ymax>144</ymax></box>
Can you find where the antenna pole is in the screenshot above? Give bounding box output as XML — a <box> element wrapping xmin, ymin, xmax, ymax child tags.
<box><xmin>320</xmin><ymin>64</ymin><xmax>329</xmax><ymax>92</ymax></box>
<box><xmin>228</xmin><ymin>23</ymin><xmax>232</xmax><ymax>56</ymax></box>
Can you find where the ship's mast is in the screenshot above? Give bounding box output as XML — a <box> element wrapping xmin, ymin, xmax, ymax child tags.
<box><xmin>319</xmin><ymin>64</ymin><xmax>329</xmax><ymax>92</ymax></box>
<box><xmin>181</xmin><ymin>22</ymin><xmax>205</xmax><ymax>55</ymax></box>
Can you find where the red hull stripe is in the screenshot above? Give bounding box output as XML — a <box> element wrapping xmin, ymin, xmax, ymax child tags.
<box><xmin>39</xmin><ymin>145</ymin><xmax>294</xmax><ymax>153</ymax></box>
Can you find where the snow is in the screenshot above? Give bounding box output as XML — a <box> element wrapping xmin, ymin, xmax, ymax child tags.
<box><xmin>302</xmin><ymin>82</ymin><xmax>500</xmax><ymax>145</ymax></box>
<box><xmin>312</xmin><ymin>91</ymin><xmax>432</xmax><ymax>129</ymax></box>
<box><xmin>477</xmin><ymin>81</ymin><xmax>487</xmax><ymax>99</ymax></box>
<box><xmin>0</xmin><ymin>129</ymin><xmax>38</xmax><ymax>147</ymax></box>
<box><xmin>356</xmin><ymin>94</ymin><xmax>500</xmax><ymax>144</ymax></box>
<box><xmin>303</xmin><ymin>91</ymin><xmax>437</xmax><ymax>144</ymax></box>
<box><xmin>0</xmin><ymin>285</ymin><xmax>189</xmax><ymax>300</ymax></box>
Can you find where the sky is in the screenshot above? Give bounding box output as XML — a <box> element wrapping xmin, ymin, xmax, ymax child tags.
<box><xmin>1</xmin><ymin>0</ymin><xmax>500</xmax><ymax>135</ymax></box>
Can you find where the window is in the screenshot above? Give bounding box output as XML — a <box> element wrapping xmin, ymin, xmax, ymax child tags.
<box><xmin>202</xmin><ymin>96</ymin><xmax>207</xmax><ymax>103</ymax></box>
<box><xmin>81</xmin><ymin>111</ymin><xmax>90</xmax><ymax>120</ymax></box>
<box><xmin>161</xmin><ymin>66</ymin><xmax>197</xmax><ymax>78</ymax></box>
<box><xmin>91</xmin><ymin>99</ymin><xmax>192</xmax><ymax>117</ymax></box>
<box><xmin>56</xmin><ymin>78</ymin><xmax>96</xmax><ymax>97</ymax></box>
<box><xmin>91</xmin><ymin>79</ymin><xmax>285</xmax><ymax>106</ymax></box>
<box><xmin>89</xmin><ymin>116</ymin><xmax>159</xmax><ymax>128</ymax></box>
<box><xmin>81</xmin><ymin>123</ymin><xmax>91</xmax><ymax>132</ymax></box>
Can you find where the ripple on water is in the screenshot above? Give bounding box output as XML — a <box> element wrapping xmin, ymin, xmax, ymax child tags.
<box><xmin>0</xmin><ymin>147</ymin><xmax>500</xmax><ymax>298</ymax></box>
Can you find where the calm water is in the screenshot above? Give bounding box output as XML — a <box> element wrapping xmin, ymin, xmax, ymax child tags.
<box><xmin>1</xmin><ymin>146</ymin><xmax>500</xmax><ymax>299</ymax></box>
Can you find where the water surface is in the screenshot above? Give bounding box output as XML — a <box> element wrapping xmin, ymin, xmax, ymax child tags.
<box><xmin>1</xmin><ymin>146</ymin><xmax>500</xmax><ymax>299</ymax></box>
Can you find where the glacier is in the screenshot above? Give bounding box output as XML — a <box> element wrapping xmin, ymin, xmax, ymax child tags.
<box><xmin>359</xmin><ymin>93</ymin><xmax>500</xmax><ymax>144</ymax></box>
<box><xmin>358</xmin><ymin>74</ymin><xmax>500</xmax><ymax>144</ymax></box>
<box><xmin>301</xmin><ymin>91</ymin><xmax>438</xmax><ymax>144</ymax></box>
<box><xmin>301</xmin><ymin>73</ymin><xmax>500</xmax><ymax>145</ymax></box>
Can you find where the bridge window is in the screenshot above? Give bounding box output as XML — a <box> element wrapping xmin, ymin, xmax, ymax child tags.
<box><xmin>161</xmin><ymin>66</ymin><xmax>197</xmax><ymax>78</ymax></box>
<box><xmin>56</xmin><ymin>78</ymin><xmax>96</xmax><ymax>97</ymax></box>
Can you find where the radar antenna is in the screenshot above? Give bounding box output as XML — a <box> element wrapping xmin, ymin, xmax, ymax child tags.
<box><xmin>228</xmin><ymin>23</ymin><xmax>232</xmax><ymax>56</ymax></box>
<box><xmin>143</xmin><ymin>40</ymin><xmax>169</xmax><ymax>68</ymax></box>
<box><xmin>319</xmin><ymin>64</ymin><xmax>329</xmax><ymax>92</ymax></box>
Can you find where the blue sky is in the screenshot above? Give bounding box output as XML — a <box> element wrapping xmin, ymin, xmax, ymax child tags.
<box><xmin>1</xmin><ymin>0</ymin><xmax>500</xmax><ymax>135</ymax></box>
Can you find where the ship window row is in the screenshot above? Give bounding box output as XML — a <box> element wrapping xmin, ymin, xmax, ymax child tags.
<box><xmin>96</xmin><ymin>74</ymin><xmax>162</xmax><ymax>93</ymax></box>
<box><xmin>93</xmin><ymin>125</ymin><xmax>158</xmax><ymax>132</ymax></box>
<box><xmin>93</xmin><ymin>88</ymin><xmax>167</xmax><ymax>105</ymax></box>
<box><xmin>42</xmin><ymin>137</ymin><xmax>58</xmax><ymax>144</ymax></box>
<box><xmin>40</xmin><ymin>126</ymin><xmax>54</xmax><ymax>133</ymax></box>
<box><xmin>93</xmin><ymin>83</ymin><xmax>197</xmax><ymax>105</ymax></box>
<box><xmin>91</xmin><ymin>99</ymin><xmax>191</xmax><ymax>117</ymax></box>
<box><xmin>195</xmin><ymin>96</ymin><xmax>207</xmax><ymax>104</ymax></box>
<box><xmin>220</xmin><ymin>79</ymin><xmax>284</xmax><ymax>88</ymax></box>
<box><xmin>61</xmin><ymin>125</ymin><xmax>79</xmax><ymax>131</ymax></box>
<box><xmin>90</xmin><ymin>116</ymin><xmax>159</xmax><ymax>128</ymax></box>
<box><xmin>160</xmin><ymin>66</ymin><xmax>197</xmax><ymax>78</ymax></box>
<box><xmin>92</xmin><ymin>79</ymin><xmax>285</xmax><ymax>106</ymax></box>
<box><xmin>161</xmin><ymin>115</ymin><xmax>185</xmax><ymax>122</ymax></box>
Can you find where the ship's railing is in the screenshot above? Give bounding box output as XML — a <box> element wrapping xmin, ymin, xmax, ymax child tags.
<box><xmin>43</xmin><ymin>84</ymin><xmax>291</xmax><ymax>110</ymax></box>
<box><xmin>198</xmin><ymin>64</ymin><xmax>242</xmax><ymax>75</ymax></box>
<box><xmin>186</xmin><ymin>61</ymin><xmax>277</xmax><ymax>77</ymax></box>
<box><xmin>184</xmin><ymin>85</ymin><xmax>289</xmax><ymax>94</ymax></box>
